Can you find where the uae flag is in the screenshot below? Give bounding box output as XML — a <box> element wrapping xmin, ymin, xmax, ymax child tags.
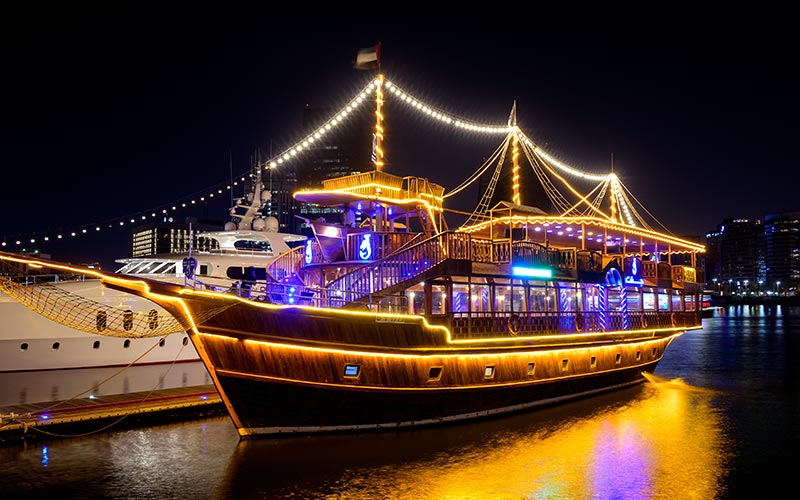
<box><xmin>355</xmin><ymin>43</ymin><xmax>380</xmax><ymax>70</ymax></box>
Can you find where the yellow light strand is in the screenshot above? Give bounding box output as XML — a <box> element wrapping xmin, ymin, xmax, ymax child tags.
<box><xmin>373</xmin><ymin>75</ymin><xmax>385</xmax><ymax>171</ymax></box>
<box><xmin>512</xmin><ymin>132</ymin><xmax>521</xmax><ymax>205</ymax></box>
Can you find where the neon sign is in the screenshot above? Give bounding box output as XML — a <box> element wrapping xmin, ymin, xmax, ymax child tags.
<box><xmin>304</xmin><ymin>240</ymin><xmax>313</xmax><ymax>265</ymax></box>
<box><xmin>512</xmin><ymin>266</ymin><xmax>552</xmax><ymax>278</ymax></box>
<box><xmin>623</xmin><ymin>257</ymin><xmax>644</xmax><ymax>286</ymax></box>
<box><xmin>359</xmin><ymin>234</ymin><xmax>372</xmax><ymax>260</ymax></box>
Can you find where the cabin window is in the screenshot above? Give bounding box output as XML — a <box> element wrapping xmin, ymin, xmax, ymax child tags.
<box><xmin>52</xmin><ymin>342</ymin><xmax>60</xmax><ymax>350</ymax></box>
<box><xmin>561</xmin><ymin>359</ymin><xmax>569</xmax><ymax>371</ymax></box>
<box><xmin>590</xmin><ymin>356</ymin><xmax>597</xmax><ymax>368</ymax></box>
<box><xmin>527</xmin><ymin>362</ymin><xmax>536</xmax><ymax>376</ymax></box>
<box><xmin>344</xmin><ymin>364</ymin><xmax>360</xmax><ymax>378</ymax></box>
<box><xmin>651</xmin><ymin>347</ymin><xmax>657</xmax><ymax>357</ymax></box>
<box><xmin>528</xmin><ymin>286</ymin><xmax>550</xmax><ymax>313</ymax></box>
<box><xmin>124</xmin><ymin>339</ymin><xmax>131</xmax><ymax>348</ymax></box>
<box><xmin>431</xmin><ymin>285</ymin><xmax>447</xmax><ymax>315</ymax></box>
<box><xmin>494</xmin><ymin>286</ymin><xmax>511</xmax><ymax>313</ymax></box>
<box><xmin>182</xmin><ymin>336</ymin><xmax>189</xmax><ymax>346</ymax></box>
<box><xmin>428</xmin><ymin>367</ymin><xmax>443</xmax><ymax>381</ymax></box>
<box><xmin>685</xmin><ymin>294</ymin><xmax>697</xmax><ymax>311</ymax></box>
<box><xmin>159</xmin><ymin>338</ymin><xmax>166</xmax><ymax>347</ymax></box>
<box><xmin>557</xmin><ymin>285</ymin><xmax>577</xmax><ymax>313</ymax></box>
<box><xmin>20</xmin><ymin>342</ymin><xmax>29</xmax><ymax>351</ymax></box>
<box><xmin>607</xmin><ymin>288</ymin><xmax>627</xmax><ymax>312</ymax></box>
<box><xmin>93</xmin><ymin>340</ymin><xmax>100</xmax><ymax>349</ymax></box>
<box><xmin>407</xmin><ymin>285</ymin><xmax>425</xmax><ymax>315</ymax></box>
<box><xmin>615</xmin><ymin>353</ymin><xmax>622</xmax><ymax>364</ymax></box>
<box><xmin>512</xmin><ymin>285</ymin><xmax>526</xmax><ymax>313</ymax></box>
<box><xmin>671</xmin><ymin>293</ymin><xmax>683</xmax><ymax>312</ymax></box>
<box><xmin>233</xmin><ymin>240</ymin><xmax>274</xmax><ymax>252</ymax></box>
<box><xmin>636</xmin><ymin>351</ymin><xmax>641</xmax><ymax>361</ymax></box>
<box><xmin>658</xmin><ymin>293</ymin><xmax>670</xmax><ymax>311</ymax></box>
<box><xmin>630</xmin><ymin>291</ymin><xmax>644</xmax><ymax>311</ymax></box>
<box><xmin>582</xmin><ymin>285</ymin><xmax>601</xmax><ymax>313</ymax></box>
<box><xmin>452</xmin><ymin>284</ymin><xmax>470</xmax><ymax>313</ymax></box>
<box><xmin>484</xmin><ymin>366</ymin><xmax>495</xmax><ymax>379</ymax></box>
<box><xmin>470</xmin><ymin>284</ymin><xmax>490</xmax><ymax>313</ymax></box>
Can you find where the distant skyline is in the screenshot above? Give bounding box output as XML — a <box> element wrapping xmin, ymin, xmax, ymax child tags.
<box><xmin>2</xmin><ymin>8</ymin><xmax>797</xmax><ymax>268</ymax></box>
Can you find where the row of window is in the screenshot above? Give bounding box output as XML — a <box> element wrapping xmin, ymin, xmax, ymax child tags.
<box><xmin>407</xmin><ymin>280</ymin><xmax>697</xmax><ymax>315</ymax></box>
<box><xmin>18</xmin><ymin>337</ymin><xmax>189</xmax><ymax>352</ymax></box>
<box><xmin>340</xmin><ymin>348</ymin><xmax>656</xmax><ymax>382</ymax></box>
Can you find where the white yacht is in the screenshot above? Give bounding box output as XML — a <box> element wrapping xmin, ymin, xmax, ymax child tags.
<box><xmin>0</xmin><ymin>167</ymin><xmax>305</xmax><ymax>372</ymax></box>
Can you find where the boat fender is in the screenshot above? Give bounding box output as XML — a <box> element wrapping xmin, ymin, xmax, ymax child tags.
<box><xmin>508</xmin><ymin>313</ymin><xmax>521</xmax><ymax>335</ymax></box>
<box><xmin>641</xmin><ymin>315</ymin><xmax>647</xmax><ymax>328</ymax></box>
<box><xmin>575</xmin><ymin>313</ymin><xmax>584</xmax><ymax>332</ymax></box>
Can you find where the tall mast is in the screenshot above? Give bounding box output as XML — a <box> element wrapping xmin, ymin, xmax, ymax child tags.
<box><xmin>509</xmin><ymin>101</ymin><xmax>520</xmax><ymax>205</ymax></box>
<box><xmin>372</xmin><ymin>73</ymin><xmax>385</xmax><ymax>171</ymax></box>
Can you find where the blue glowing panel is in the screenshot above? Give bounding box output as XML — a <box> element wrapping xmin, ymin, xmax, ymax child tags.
<box><xmin>512</xmin><ymin>266</ymin><xmax>552</xmax><ymax>278</ymax></box>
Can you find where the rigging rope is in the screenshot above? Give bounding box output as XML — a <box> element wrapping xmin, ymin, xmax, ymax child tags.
<box><xmin>0</xmin><ymin>273</ymin><xmax>233</xmax><ymax>338</ymax></box>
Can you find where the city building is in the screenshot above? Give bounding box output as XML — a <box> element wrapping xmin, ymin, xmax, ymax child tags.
<box><xmin>705</xmin><ymin>212</ymin><xmax>800</xmax><ymax>297</ymax></box>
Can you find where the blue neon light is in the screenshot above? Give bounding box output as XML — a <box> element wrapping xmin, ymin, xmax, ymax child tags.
<box><xmin>512</xmin><ymin>266</ymin><xmax>553</xmax><ymax>278</ymax></box>
<box><xmin>304</xmin><ymin>240</ymin><xmax>313</xmax><ymax>265</ymax></box>
<box><xmin>359</xmin><ymin>234</ymin><xmax>372</xmax><ymax>260</ymax></box>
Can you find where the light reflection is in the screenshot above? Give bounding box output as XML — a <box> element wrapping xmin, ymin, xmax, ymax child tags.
<box><xmin>362</xmin><ymin>380</ymin><xmax>724</xmax><ymax>498</ymax></box>
<box><xmin>215</xmin><ymin>377</ymin><xmax>730</xmax><ymax>499</ymax></box>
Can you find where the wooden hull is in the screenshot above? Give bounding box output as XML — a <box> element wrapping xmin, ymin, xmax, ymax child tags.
<box><xmin>216</xmin><ymin>361</ymin><xmax>655</xmax><ymax>436</ymax></box>
<box><xmin>153</xmin><ymin>289</ymin><xmax>683</xmax><ymax>438</ymax></box>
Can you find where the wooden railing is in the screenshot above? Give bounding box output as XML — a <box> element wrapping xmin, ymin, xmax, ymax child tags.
<box><xmin>442</xmin><ymin>309</ymin><xmax>702</xmax><ymax>340</ymax></box>
<box><xmin>324</xmin><ymin>231</ymin><xmax>471</xmax><ymax>303</ymax></box>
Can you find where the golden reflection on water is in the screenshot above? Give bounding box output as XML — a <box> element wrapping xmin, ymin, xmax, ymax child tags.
<box><xmin>327</xmin><ymin>378</ymin><xmax>730</xmax><ymax>500</ymax></box>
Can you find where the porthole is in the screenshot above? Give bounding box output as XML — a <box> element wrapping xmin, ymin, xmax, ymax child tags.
<box><xmin>159</xmin><ymin>338</ymin><xmax>166</xmax><ymax>347</ymax></box>
<box><xmin>484</xmin><ymin>366</ymin><xmax>494</xmax><ymax>379</ymax></box>
<box><xmin>124</xmin><ymin>339</ymin><xmax>131</xmax><ymax>348</ymax></box>
<box><xmin>20</xmin><ymin>342</ymin><xmax>29</xmax><ymax>351</ymax></box>
<box><xmin>182</xmin><ymin>336</ymin><xmax>189</xmax><ymax>346</ymax></box>
<box><xmin>52</xmin><ymin>342</ymin><xmax>60</xmax><ymax>351</ymax></box>
<box><xmin>428</xmin><ymin>366</ymin><xmax>443</xmax><ymax>381</ymax></box>
<box><xmin>93</xmin><ymin>340</ymin><xmax>101</xmax><ymax>349</ymax></box>
<box><xmin>527</xmin><ymin>362</ymin><xmax>536</xmax><ymax>376</ymax></box>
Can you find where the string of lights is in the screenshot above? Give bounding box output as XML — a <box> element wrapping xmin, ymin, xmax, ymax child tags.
<box><xmin>2</xmin><ymin>75</ymin><xmax>634</xmax><ymax>249</ymax></box>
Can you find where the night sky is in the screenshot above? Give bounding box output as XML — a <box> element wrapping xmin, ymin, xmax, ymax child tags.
<box><xmin>2</xmin><ymin>7</ymin><xmax>797</xmax><ymax>269</ymax></box>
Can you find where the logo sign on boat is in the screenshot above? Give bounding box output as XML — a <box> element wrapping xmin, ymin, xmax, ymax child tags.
<box><xmin>359</xmin><ymin>234</ymin><xmax>373</xmax><ymax>260</ymax></box>
<box><xmin>623</xmin><ymin>257</ymin><xmax>644</xmax><ymax>286</ymax></box>
<box><xmin>304</xmin><ymin>240</ymin><xmax>313</xmax><ymax>265</ymax></box>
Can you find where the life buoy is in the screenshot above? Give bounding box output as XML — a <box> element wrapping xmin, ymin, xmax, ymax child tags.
<box><xmin>508</xmin><ymin>313</ymin><xmax>521</xmax><ymax>335</ymax></box>
<box><xmin>575</xmin><ymin>313</ymin><xmax>584</xmax><ymax>332</ymax></box>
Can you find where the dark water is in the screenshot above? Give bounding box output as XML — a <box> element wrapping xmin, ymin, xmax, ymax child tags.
<box><xmin>2</xmin><ymin>305</ymin><xmax>798</xmax><ymax>499</ymax></box>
